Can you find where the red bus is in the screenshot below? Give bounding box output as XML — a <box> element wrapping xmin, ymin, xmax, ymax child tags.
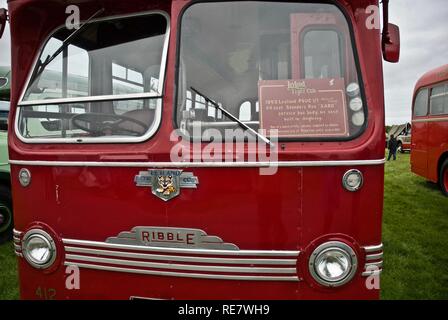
<box><xmin>411</xmin><ymin>64</ymin><xmax>448</xmax><ymax>196</ymax></box>
<box><xmin>3</xmin><ymin>0</ymin><xmax>399</xmax><ymax>299</ymax></box>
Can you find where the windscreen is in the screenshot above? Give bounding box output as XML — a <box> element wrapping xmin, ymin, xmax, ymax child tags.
<box><xmin>176</xmin><ymin>2</ymin><xmax>365</xmax><ymax>141</ymax></box>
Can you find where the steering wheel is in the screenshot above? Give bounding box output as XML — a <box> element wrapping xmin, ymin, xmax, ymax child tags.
<box><xmin>71</xmin><ymin>113</ymin><xmax>148</xmax><ymax>136</ymax></box>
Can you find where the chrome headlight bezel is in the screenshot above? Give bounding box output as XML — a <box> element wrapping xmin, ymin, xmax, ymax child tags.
<box><xmin>308</xmin><ymin>241</ymin><xmax>358</xmax><ymax>287</ymax></box>
<box><xmin>22</xmin><ymin>229</ymin><xmax>57</xmax><ymax>269</ymax></box>
<box><xmin>342</xmin><ymin>169</ymin><xmax>364</xmax><ymax>192</ymax></box>
<box><xmin>18</xmin><ymin>168</ymin><xmax>32</xmax><ymax>187</ymax></box>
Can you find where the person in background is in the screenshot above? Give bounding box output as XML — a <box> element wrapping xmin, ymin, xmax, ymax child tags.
<box><xmin>388</xmin><ymin>134</ymin><xmax>398</xmax><ymax>161</ymax></box>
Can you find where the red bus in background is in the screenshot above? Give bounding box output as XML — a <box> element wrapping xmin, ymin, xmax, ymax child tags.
<box><xmin>411</xmin><ymin>64</ymin><xmax>448</xmax><ymax>196</ymax></box>
<box><xmin>3</xmin><ymin>0</ymin><xmax>399</xmax><ymax>299</ymax></box>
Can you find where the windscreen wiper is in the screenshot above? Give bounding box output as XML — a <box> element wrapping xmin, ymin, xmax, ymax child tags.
<box><xmin>190</xmin><ymin>87</ymin><xmax>275</xmax><ymax>148</ymax></box>
<box><xmin>29</xmin><ymin>8</ymin><xmax>105</xmax><ymax>85</ymax></box>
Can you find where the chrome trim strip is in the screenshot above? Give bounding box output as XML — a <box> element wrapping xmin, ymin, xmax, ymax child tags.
<box><xmin>365</xmin><ymin>261</ymin><xmax>383</xmax><ymax>268</ymax></box>
<box><xmin>412</xmin><ymin>117</ymin><xmax>448</xmax><ymax>123</ymax></box>
<box><xmin>363</xmin><ymin>244</ymin><xmax>383</xmax><ymax>253</ymax></box>
<box><xmin>62</xmin><ymin>239</ymin><xmax>299</xmax><ymax>257</ymax></box>
<box><xmin>18</xmin><ymin>92</ymin><xmax>162</xmax><ymax>107</ymax></box>
<box><xmin>362</xmin><ymin>244</ymin><xmax>384</xmax><ymax>277</ymax></box>
<box><xmin>10</xmin><ymin>159</ymin><xmax>386</xmax><ymax>168</ymax></box>
<box><xmin>65</xmin><ymin>246</ymin><xmax>297</xmax><ymax>265</ymax></box>
<box><xmin>13</xmin><ymin>236</ymin><xmax>21</xmax><ymax>243</ymax></box>
<box><xmin>430</xmin><ymin>92</ymin><xmax>448</xmax><ymax>99</ymax></box>
<box><xmin>366</xmin><ymin>253</ymin><xmax>383</xmax><ymax>261</ymax></box>
<box><xmin>14</xmin><ymin>244</ymin><xmax>22</xmax><ymax>252</ymax></box>
<box><xmin>13</xmin><ymin>229</ymin><xmax>22</xmax><ymax>237</ymax></box>
<box><xmin>65</xmin><ymin>254</ymin><xmax>297</xmax><ymax>274</ymax></box>
<box><xmin>188</xmin><ymin>121</ymin><xmax>260</xmax><ymax>129</ymax></box>
<box><xmin>362</xmin><ymin>269</ymin><xmax>382</xmax><ymax>277</ymax></box>
<box><xmin>14</xmin><ymin>10</ymin><xmax>170</xmax><ymax>145</ymax></box>
<box><xmin>65</xmin><ymin>262</ymin><xmax>300</xmax><ymax>282</ymax></box>
<box><xmin>15</xmin><ymin>251</ymin><xmax>23</xmax><ymax>258</ymax></box>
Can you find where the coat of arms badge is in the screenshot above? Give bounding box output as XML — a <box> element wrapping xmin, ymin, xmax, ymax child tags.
<box><xmin>134</xmin><ymin>169</ymin><xmax>199</xmax><ymax>201</ymax></box>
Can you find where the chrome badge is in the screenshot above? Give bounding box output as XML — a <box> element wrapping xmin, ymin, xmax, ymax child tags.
<box><xmin>135</xmin><ymin>169</ymin><xmax>199</xmax><ymax>201</ymax></box>
<box><xmin>106</xmin><ymin>226</ymin><xmax>239</xmax><ymax>250</ymax></box>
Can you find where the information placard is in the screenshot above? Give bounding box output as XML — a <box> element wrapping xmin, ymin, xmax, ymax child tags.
<box><xmin>258</xmin><ymin>79</ymin><xmax>349</xmax><ymax>138</ymax></box>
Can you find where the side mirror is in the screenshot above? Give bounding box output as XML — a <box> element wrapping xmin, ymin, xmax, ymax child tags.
<box><xmin>0</xmin><ymin>9</ymin><xmax>7</xmax><ymax>39</ymax></box>
<box><xmin>382</xmin><ymin>23</ymin><xmax>400</xmax><ymax>63</ymax></box>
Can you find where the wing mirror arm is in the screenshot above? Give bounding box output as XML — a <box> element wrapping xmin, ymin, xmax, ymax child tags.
<box><xmin>382</xmin><ymin>0</ymin><xmax>391</xmax><ymax>44</ymax></box>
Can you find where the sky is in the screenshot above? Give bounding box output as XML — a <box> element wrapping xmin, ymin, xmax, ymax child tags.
<box><xmin>0</xmin><ymin>0</ymin><xmax>10</xmax><ymax>67</ymax></box>
<box><xmin>384</xmin><ymin>0</ymin><xmax>448</xmax><ymax>125</ymax></box>
<box><xmin>0</xmin><ymin>0</ymin><xmax>447</xmax><ymax>125</ymax></box>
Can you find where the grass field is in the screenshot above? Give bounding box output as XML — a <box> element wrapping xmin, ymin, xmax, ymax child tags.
<box><xmin>381</xmin><ymin>153</ymin><xmax>448</xmax><ymax>299</ymax></box>
<box><xmin>0</xmin><ymin>153</ymin><xmax>447</xmax><ymax>299</ymax></box>
<box><xmin>0</xmin><ymin>241</ymin><xmax>19</xmax><ymax>299</ymax></box>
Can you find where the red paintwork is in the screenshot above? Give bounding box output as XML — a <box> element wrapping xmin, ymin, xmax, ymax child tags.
<box><xmin>411</xmin><ymin>64</ymin><xmax>448</xmax><ymax>183</ymax></box>
<box><xmin>7</xmin><ymin>0</ymin><xmax>386</xmax><ymax>299</ymax></box>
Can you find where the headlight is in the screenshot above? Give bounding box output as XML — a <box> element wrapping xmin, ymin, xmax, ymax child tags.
<box><xmin>342</xmin><ymin>169</ymin><xmax>364</xmax><ymax>192</ymax></box>
<box><xmin>22</xmin><ymin>229</ymin><xmax>57</xmax><ymax>269</ymax></box>
<box><xmin>18</xmin><ymin>168</ymin><xmax>32</xmax><ymax>187</ymax></box>
<box><xmin>309</xmin><ymin>241</ymin><xmax>357</xmax><ymax>287</ymax></box>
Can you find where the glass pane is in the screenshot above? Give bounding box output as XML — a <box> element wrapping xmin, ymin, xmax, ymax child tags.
<box><xmin>303</xmin><ymin>30</ymin><xmax>341</xmax><ymax>79</ymax></box>
<box><xmin>18</xmin><ymin>99</ymin><xmax>160</xmax><ymax>139</ymax></box>
<box><xmin>430</xmin><ymin>84</ymin><xmax>447</xmax><ymax>115</ymax></box>
<box><xmin>0</xmin><ymin>100</ymin><xmax>9</xmax><ymax>131</ymax></box>
<box><xmin>112</xmin><ymin>62</ymin><xmax>144</xmax><ymax>96</ymax></box>
<box><xmin>414</xmin><ymin>89</ymin><xmax>429</xmax><ymax>117</ymax></box>
<box><xmin>176</xmin><ymin>2</ymin><xmax>363</xmax><ymax>141</ymax></box>
<box><xmin>67</xmin><ymin>45</ymin><xmax>89</xmax><ymax>98</ymax></box>
<box><xmin>445</xmin><ymin>85</ymin><xmax>448</xmax><ymax>115</ymax></box>
<box><xmin>26</xmin><ymin>38</ymin><xmax>63</xmax><ymax>101</ymax></box>
<box><xmin>19</xmin><ymin>13</ymin><xmax>168</xmax><ymax>141</ymax></box>
<box><xmin>239</xmin><ymin>101</ymin><xmax>252</xmax><ymax>121</ymax></box>
<box><xmin>23</xmin><ymin>13</ymin><xmax>168</xmax><ymax>101</ymax></box>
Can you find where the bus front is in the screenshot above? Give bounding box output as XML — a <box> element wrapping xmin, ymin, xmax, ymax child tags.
<box><xmin>7</xmin><ymin>0</ymin><xmax>397</xmax><ymax>299</ymax></box>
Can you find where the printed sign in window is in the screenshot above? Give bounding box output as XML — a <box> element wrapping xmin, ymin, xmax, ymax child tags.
<box><xmin>258</xmin><ymin>78</ymin><xmax>349</xmax><ymax>138</ymax></box>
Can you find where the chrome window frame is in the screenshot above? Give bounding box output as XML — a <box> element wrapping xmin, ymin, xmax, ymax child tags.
<box><xmin>15</xmin><ymin>10</ymin><xmax>170</xmax><ymax>144</ymax></box>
